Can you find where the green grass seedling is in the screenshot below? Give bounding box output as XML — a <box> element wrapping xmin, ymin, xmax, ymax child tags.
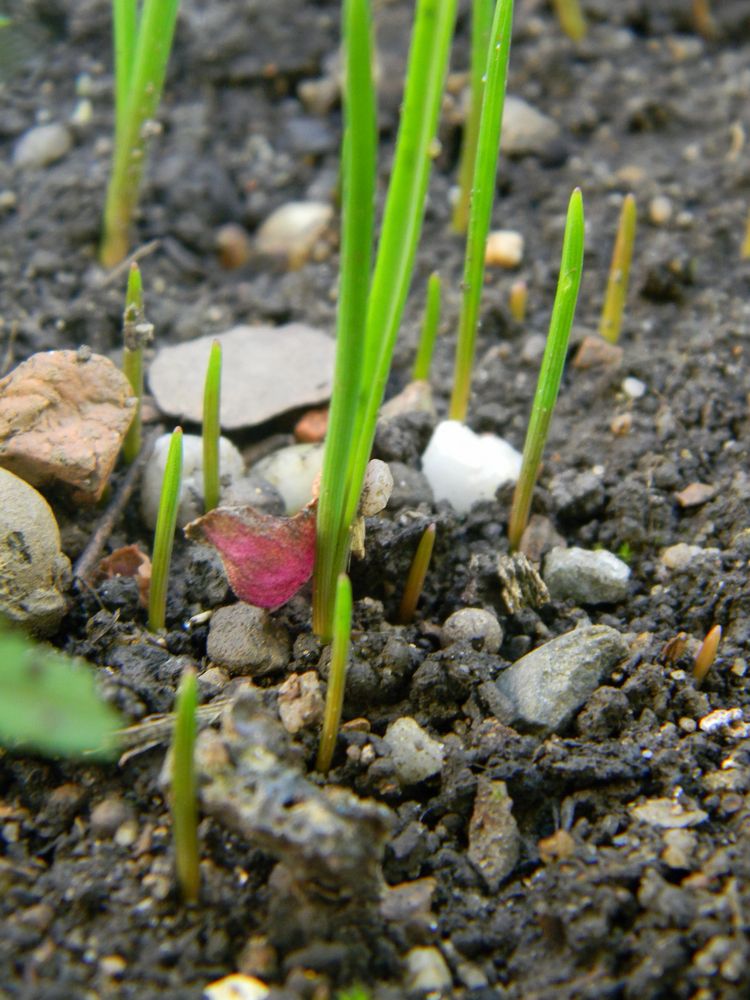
<box><xmin>148</xmin><ymin>427</ymin><xmax>183</xmax><ymax>631</ymax></box>
<box><xmin>452</xmin><ymin>0</ymin><xmax>493</xmax><ymax>234</ymax></box>
<box><xmin>552</xmin><ymin>0</ymin><xmax>587</xmax><ymax>42</ymax></box>
<box><xmin>413</xmin><ymin>272</ymin><xmax>442</xmax><ymax>381</ymax></box>
<box><xmin>170</xmin><ymin>665</ymin><xmax>199</xmax><ymax>902</ymax></box>
<box><xmin>742</xmin><ymin>208</ymin><xmax>750</xmax><ymax>259</ymax></box>
<box><xmin>693</xmin><ymin>623</ymin><xmax>721</xmax><ymax>687</ymax></box>
<box><xmin>508</xmin><ymin>188</ymin><xmax>584</xmax><ymax>551</ymax></box>
<box><xmin>101</xmin><ymin>0</ymin><xmax>181</xmax><ymax>267</ymax></box>
<box><xmin>509</xmin><ymin>278</ymin><xmax>527</xmax><ymax>322</ymax></box>
<box><xmin>397</xmin><ymin>522</ymin><xmax>436</xmax><ymax>624</ymax></box>
<box><xmin>599</xmin><ymin>193</ymin><xmax>636</xmax><ymax>344</ymax></box>
<box><xmin>202</xmin><ymin>340</ymin><xmax>222</xmax><ymax>513</ymax></box>
<box><xmin>121</xmin><ymin>262</ymin><xmax>153</xmax><ymax>463</ymax></box>
<box><xmin>313</xmin><ymin>0</ymin><xmax>457</xmax><ymax>640</ymax></box>
<box><xmin>449</xmin><ymin>0</ymin><xmax>515</xmax><ymax>422</ymax></box>
<box><xmin>316</xmin><ymin>573</ymin><xmax>353</xmax><ymax>774</ymax></box>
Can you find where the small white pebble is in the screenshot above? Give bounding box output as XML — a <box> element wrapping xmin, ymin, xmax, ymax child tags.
<box><xmin>678</xmin><ymin>717</ymin><xmax>697</xmax><ymax>733</ymax></box>
<box><xmin>485</xmin><ymin>230</ymin><xmax>524</xmax><ymax>268</ymax></box>
<box><xmin>622</xmin><ymin>376</ymin><xmax>646</xmax><ymax>399</ymax></box>
<box><xmin>699</xmin><ymin>708</ymin><xmax>743</xmax><ymax>734</ymax></box>
<box><xmin>649</xmin><ymin>195</ymin><xmax>673</xmax><ymax>225</ymax></box>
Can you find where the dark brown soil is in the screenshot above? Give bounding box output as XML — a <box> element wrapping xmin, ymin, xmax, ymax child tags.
<box><xmin>2</xmin><ymin>1</ymin><xmax>750</xmax><ymax>998</ymax></box>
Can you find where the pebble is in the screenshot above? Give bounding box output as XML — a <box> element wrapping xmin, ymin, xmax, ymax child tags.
<box><xmin>698</xmin><ymin>707</ymin><xmax>744</xmax><ymax>735</ymax></box>
<box><xmin>660</xmin><ymin>542</ymin><xmax>705</xmax><ymax>571</ymax></box>
<box><xmin>421</xmin><ymin>420</ymin><xmax>522</xmax><ymax>514</ymax></box>
<box><xmin>13</xmin><ymin>123</ymin><xmax>72</xmax><ymax>168</ymax></box>
<box><xmin>380</xmin><ymin>379</ymin><xmax>436</xmax><ymax>420</ymax></box>
<box><xmin>675</xmin><ymin>482</ymin><xmax>716</xmax><ymax>508</ymax></box>
<box><xmin>622</xmin><ymin>376</ymin><xmax>646</xmax><ymax>399</ymax></box>
<box><xmin>572</xmin><ymin>333</ymin><xmax>623</xmax><ymax>369</ymax></box>
<box><xmin>294</xmin><ymin>407</ymin><xmax>328</xmax><ymax>443</ymax></box>
<box><xmin>277</xmin><ymin>671</ymin><xmax>324</xmax><ymax>734</ymax></box>
<box><xmin>467</xmin><ymin>777</ymin><xmax>520</xmax><ymax>890</ymax></box>
<box><xmin>485</xmin><ymin>229</ymin><xmax>524</xmax><ymax>268</ymax></box>
<box><xmin>0</xmin><ymin>350</ymin><xmax>135</xmax><ymax>503</ymax></box>
<box><xmin>203</xmin><ymin>973</ymin><xmax>270</xmax><ymax>1000</ymax></box>
<box><xmin>255</xmin><ymin>201</ymin><xmax>333</xmax><ymax>268</ymax></box>
<box><xmin>206</xmin><ymin>603</ymin><xmax>290</xmax><ymax>676</ymax></box>
<box><xmin>501</xmin><ymin>96</ymin><xmax>560</xmax><ymax>157</ymax></box>
<box><xmin>543</xmin><ymin>546</ymin><xmax>631</xmax><ymax>605</ymax></box>
<box><xmin>141</xmin><ymin>433</ymin><xmax>245</xmax><ymax>530</ymax></box>
<box><xmin>216</xmin><ymin>223</ymin><xmax>251</xmax><ymax>270</ymax></box>
<box><xmin>384</xmin><ymin>717</ymin><xmax>444</xmax><ymax>786</ymax></box>
<box><xmin>496</xmin><ymin>624</ymin><xmax>629</xmax><ymax>735</ymax></box>
<box><xmin>441</xmin><ymin>608</ymin><xmax>503</xmax><ymax>654</ymax></box>
<box><xmin>149</xmin><ymin>324</ymin><xmax>335</xmax><ymax>430</ymax></box>
<box><xmin>405</xmin><ymin>946</ymin><xmax>453</xmax><ymax>993</ymax></box>
<box><xmin>630</xmin><ymin>797</ymin><xmax>708</xmax><ymax>829</ymax></box>
<box><xmin>0</xmin><ymin>468</ymin><xmax>70</xmax><ymax>636</ymax></box>
<box><xmin>90</xmin><ymin>797</ymin><xmax>132</xmax><ymax>838</ymax></box>
<box><xmin>252</xmin><ymin>443</ymin><xmax>323</xmax><ymax>514</ymax></box>
<box><xmin>661</xmin><ymin>828</ymin><xmax>697</xmax><ymax>869</ymax></box>
<box><xmin>649</xmin><ymin>195</ymin><xmax>673</xmax><ymax>225</ymax></box>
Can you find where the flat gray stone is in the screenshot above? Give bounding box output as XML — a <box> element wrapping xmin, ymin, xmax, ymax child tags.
<box><xmin>544</xmin><ymin>546</ymin><xmax>631</xmax><ymax>605</ymax></box>
<box><xmin>496</xmin><ymin>624</ymin><xmax>629</xmax><ymax>735</ymax></box>
<box><xmin>502</xmin><ymin>96</ymin><xmax>560</xmax><ymax>157</ymax></box>
<box><xmin>384</xmin><ymin>717</ymin><xmax>444</xmax><ymax>786</ymax></box>
<box><xmin>148</xmin><ymin>324</ymin><xmax>335</xmax><ymax>430</ymax></box>
<box><xmin>13</xmin><ymin>123</ymin><xmax>72</xmax><ymax>168</ymax></box>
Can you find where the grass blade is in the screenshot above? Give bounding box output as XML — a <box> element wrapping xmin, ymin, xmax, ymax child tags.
<box><xmin>397</xmin><ymin>522</ymin><xmax>436</xmax><ymax>624</ymax></box>
<box><xmin>449</xmin><ymin>0</ymin><xmax>515</xmax><ymax>422</ymax></box>
<box><xmin>171</xmin><ymin>665</ymin><xmax>200</xmax><ymax>902</ymax></box>
<box><xmin>508</xmin><ymin>188</ymin><xmax>584</xmax><ymax>550</ymax></box>
<box><xmin>599</xmin><ymin>193</ymin><xmax>636</xmax><ymax>344</ymax></box>
<box><xmin>413</xmin><ymin>272</ymin><xmax>442</xmax><ymax>381</ymax></box>
<box><xmin>149</xmin><ymin>427</ymin><xmax>183</xmax><ymax>631</ymax></box>
<box><xmin>202</xmin><ymin>340</ymin><xmax>222</xmax><ymax>512</ymax></box>
<box><xmin>552</xmin><ymin>0</ymin><xmax>587</xmax><ymax>41</ymax></box>
<box><xmin>316</xmin><ymin>573</ymin><xmax>353</xmax><ymax>774</ymax></box>
<box><xmin>122</xmin><ymin>261</ymin><xmax>149</xmax><ymax>463</ymax></box>
<box><xmin>113</xmin><ymin>0</ymin><xmax>137</xmax><ymax>147</ymax></box>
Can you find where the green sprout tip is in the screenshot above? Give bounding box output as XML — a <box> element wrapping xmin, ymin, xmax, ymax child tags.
<box><xmin>202</xmin><ymin>340</ymin><xmax>222</xmax><ymax>513</ymax></box>
<box><xmin>171</xmin><ymin>665</ymin><xmax>200</xmax><ymax>903</ymax></box>
<box><xmin>148</xmin><ymin>426</ymin><xmax>183</xmax><ymax>631</ymax></box>
<box><xmin>397</xmin><ymin>522</ymin><xmax>436</xmax><ymax>624</ymax></box>
<box><xmin>412</xmin><ymin>272</ymin><xmax>442</xmax><ymax>381</ymax></box>
<box><xmin>122</xmin><ymin>261</ymin><xmax>153</xmax><ymax>463</ymax></box>
<box><xmin>552</xmin><ymin>0</ymin><xmax>587</xmax><ymax>42</ymax></box>
<box><xmin>599</xmin><ymin>193</ymin><xmax>636</xmax><ymax>345</ymax></box>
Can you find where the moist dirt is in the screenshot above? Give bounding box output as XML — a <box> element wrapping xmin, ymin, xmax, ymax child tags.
<box><xmin>2</xmin><ymin>1</ymin><xmax>750</xmax><ymax>998</ymax></box>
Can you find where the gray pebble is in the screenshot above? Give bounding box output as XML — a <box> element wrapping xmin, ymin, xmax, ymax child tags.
<box><xmin>383</xmin><ymin>717</ymin><xmax>444</xmax><ymax>786</ymax></box>
<box><xmin>207</xmin><ymin>603</ymin><xmax>290</xmax><ymax>676</ymax></box>
<box><xmin>496</xmin><ymin>624</ymin><xmax>629</xmax><ymax>735</ymax></box>
<box><xmin>405</xmin><ymin>946</ymin><xmax>452</xmax><ymax>993</ymax></box>
<box><xmin>467</xmin><ymin>777</ymin><xmax>520</xmax><ymax>891</ymax></box>
<box><xmin>544</xmin><ymin>546</ymin><xmax>631</xmax><ymax>605</ymax></box>
<box><xmin>442</xmin><ymin>608</ymin><xmax>503</xmax><ymax>654</ymax></box>
<box><xmin>501</xmin><ymin>96</ymin><xmax>560</xmax><ymax>157</ymax></box>
<box><xmin>13</xmin><ymin>123</ymin><xmax>72</xmax><ymax>168</ymax></box>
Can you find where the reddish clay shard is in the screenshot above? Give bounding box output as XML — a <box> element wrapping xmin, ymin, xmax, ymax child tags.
<box><xmin>185</xmin><ymin>502</ymin><xmax>317</xmax><ymax>610</ymax></box>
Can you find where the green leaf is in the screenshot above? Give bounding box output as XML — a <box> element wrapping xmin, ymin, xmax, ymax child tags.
<box><xmin>0</xmin><ymin>623</ymin><xmax>122</xmax><ymax>759</ymax></box>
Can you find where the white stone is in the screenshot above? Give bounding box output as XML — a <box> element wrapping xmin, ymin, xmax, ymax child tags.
<box><xmin>141</xmin><ymin>433</ymin><xmax>245</xmax><ymax>529</ymax></box>
<box><xmin>384</xmin><ymin>717</ymin><xmax>444</xmax><ymax>786</ymax></box>
<box><xmin>485</xmin><ymin>230</ymin><xmax>524</xmax><ymax>268</ymax></box>
<box><xmin>544</xmin><ymin>546</ymin><xmax>631</xmax><ymax>605</ymax></box>
<box><xmin>203</xmin><ymin>974</ymin><xmax>269</xmax><ymax>1000</ymax></box>
<box><xmin>501</xmin><ymin>96</ymin><xmax>560</xmax><ymax>157</ymax></box>
<box><xmin>421</xmin><ymin>420</ymin><xmax>521</xmax><ymax>514</ymax></box>
<box><xmin>406</xmin><ymin>947</ymin><xmax>452</xmax><ymax>993</ymax></box>
<box><xmin>256</xmin><ymin>201</ymin><xmax>333</xmax><ymax>267</ymax></box>
<box><xmin>253</xmin><ymin>443</ymin><xmax>323</xmax><ymax>515</ymax></box>
<box><xmin>13</xmin><ymin>123</ymin><xmax>72</xmax><ymax>168</ymax></box>
<box><xmin>622</xmin><ymin>377</ymin><xmax>646</xmax><ymax>399</ymax></box>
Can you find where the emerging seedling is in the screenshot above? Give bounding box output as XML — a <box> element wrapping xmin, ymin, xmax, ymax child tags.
<box><xmin>552</xmin><ymin>0</ymin><xmax>587</xmax><ymax>41</ymax></box>
<box><xmin>148</xmin><ymin>426</ymin><xmax>183</xmax><ymax>631</ymax></box>
<box><xmin>742</xmin><ymin>208</ymin><xmax>750</xmax><ymax>260</ymax></box>
<box><xmin>313</xmin><ymin>0</ymin><xmax>457</xmax><ymax>640</ymax></box>
<box><xmin>692</xmin><ymin>0</ymin><xmax>717</xmax><ymax>40</ymax></box>
<box><xmin>452</xmin><ymin>0</ymin><xmax>493</xmax><ymax>234</ymax></box>
<box><xmin>449</xmin><ymin>0</ymin><xmax>515</xmax><ymax>422</ymax></box>
<box><xmin>101</xmin><ymin>0</ymin><xmax>182</xmax><ymax>267</ymax></box>
<box><xmin>397</xmin><ymin>522</ymin><xmax>436</xmax><ymax>624</ymax></box>
<box><xmin>316</xmin><ymin>573</ymin><xmax>353</xmax><ymax>774</ymax></box>
<box><xmin>599</xmin><ymin>193</ymin><xmax>636</xmax><ymax>344</ymax></box>
<box><xmin>693</xmin><ymin>623</ymin><xmax>721</xmax><ymax>686</ymax></box>
<box><xmin>509</xmin><ymin>278</ymin><xmax>527</xmax><ymax>322</ymax></box>
<box><xmin>508</xmin><ymin>188</ymin><xmax>584</xmax><ymax>551</ymax></box>
<box><xmin>202</xmin><ymin>340</ymin><xmax>222</xmax><ymax>512</ymax></box>
<box><xmin>170</xmin><ymin>665</ymin><xmax>199</xmax><ymax>902</ymax></box>
<box><xmin>413</xmin><ymin>272</ymin><xmax>442</xmax><ymax>382</ymax></box>
<box><xmin>121</xmin><ymin>262</ymin><xmax>153</xmax><ymax>463</ymax></box>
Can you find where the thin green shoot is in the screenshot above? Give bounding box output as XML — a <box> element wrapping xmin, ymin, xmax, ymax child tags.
<box><xmin>397</xmin><ymin>522</ymin><xmax>436</xmax><ymax>624</ymax></box>
<box><xmin>448</xmin><ymin>0</ymin><xmax>515</xmax><ymax>422</ymax></box>
<box><xmin>742</xmin><ymin>207</ymin><xmax>750</xmax><ymax>259</ymax></box>
<box><xmin>148</xmin><ymin>426</ymin><xmax>183</xmax><ymax>631</ymax></box>
<box><xmin>599</xmin><ymin>193</ymin><xmax>636</xmax><ymax>344</ymax></box>
<box><xmin>0</xmin><ymin>620</ymin><xmax>122</xmax><ymax>759</ymax></box>
<box><xmin>101</xmin><ymin>0</ymin><xmax>181</xmax><ymax>267</ymax></box>
<box><xmin>316</xmin><ymin>573</ymin><xmax>353</xmax><ymax>774</ymax></box>
<box><xmin>313</xmin><ymin>0</ymin><xmax>457</xmax><ymax>640</ymax></box>
<box><xmin>552</xmin><ymin>0</ymin><xmax>587</xmax><ymax>41</ymax></box>
<box><xmin>202</xmin><ymin>340</ymin><xmax>222</xmax><ymax>512</ymax></box>
<box><xmin>170</xmin><ymin>665</ymin><xmax>200</xmax><ymax>902</ymax></box>
<box><xmin>452</xmin><ymin>0</ymin><xmax>494</xmax><ymax>233</ymax></box>
<box><xmin>508</xmin><ymin>188</ymin><xmax>584</xmax><ymax>551</ymax></box>
<box><xmin>413</xmin><ymin>272</ymin><xmax>442</xmax><ymax>381</ymax></box>
<box><xmin>509</xmin><ymin>278</ymin><xmax>527</xmax><ymax>322</ymax></box>
<box><xmin>122</xmin><ymin>262</ymin><xmax>152</xmax><ymax>463</ymax></box>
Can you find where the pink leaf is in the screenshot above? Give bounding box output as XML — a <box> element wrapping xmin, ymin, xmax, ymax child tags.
<box><xmin>185</xmin><ymin>503</ymin><xmax>317</xmax><ymax>609</ymax></box>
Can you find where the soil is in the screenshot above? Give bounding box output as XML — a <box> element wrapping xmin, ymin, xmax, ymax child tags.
<box><xmin>2</xmin><ymin>0</ymin><xmax>750</xmax><ymax>998</ymax></box>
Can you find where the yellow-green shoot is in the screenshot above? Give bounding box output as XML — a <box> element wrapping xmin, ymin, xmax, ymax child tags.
<box><xmin>742</xmin><ymin>207</ymin><xmax>750</xmax><ymax>260</ymax></box>
<box><xmin>202</xmin><ymin>340</ymin><xmax>222</xmax><ymax>513</ymax></box>
<box><xmin>552</xmin><ymin>0</ymin><xmax>587</xmax><ymax>42</ymax></box>
<box><xmin>149</xmin><ymin>426</ymin><xmax>183</xmax><ymax>631</ymax></box>
<box><xmin>101</xmin><ymin>0</ymin><xmax>181</xmax><ymax>267</ymax></box>
<box><xmin>412</xmin><ymin>272</ymin><xmax>442</xmax><ymax>381</ymax></box>
<box><xmin>449</xmin><ymin>0</ymin><xmax>515</xmax><ymax>423</ymax></box>
<box><xmin>509</xmin><ymin>278</ymin><xmax>527</xmax><ymax>322</ymax></box>
<box><xmin>397</xmin><ymin>522</ymin><xmax>436</xmax><ymax>624</ymax></box>
<box><xmin>693</xmin><ymin>623</ymin><xmax>721</xmax><ymax>687</ymax></box>
<box><xmin>121</xmin><ymin>261</ymin><xmax>152</xmax><ymax>463</ymax></box>
<box><xmin>316</xmin><ymin>573</ymin><xmax>353</xmax><ymax>774</ymax></box>
<box><xmin>508</xmin><ymin>189</ymin><xmax>584</xmax><ymax>551</ymax></box>
<box><xmin>452</xmin><ymin>0</ymin><xmax>493</xmax><ymax>234</ymax></box>
<box><xmin>313</xmin><ymin>0</ymin><xmax>457</xmax><ymax>641</ymax></box>
<box><xmin>599</xmin><ymin>193</ymin><xmax>636</xmax><ymax>344</ymax></box>
<box><xmin>170</xmin><ymin>665</ymin><xmax>199</xmax><ymax>902</ymax></box>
